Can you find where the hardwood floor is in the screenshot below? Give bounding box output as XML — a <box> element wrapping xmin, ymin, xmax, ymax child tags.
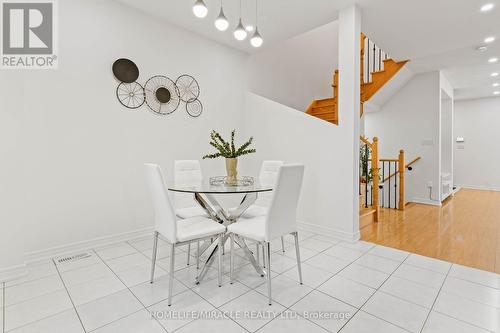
<box><xmin>361</xmin><ymin>188</ymin><xmax>500</xmax><ymax>273</ymax></box>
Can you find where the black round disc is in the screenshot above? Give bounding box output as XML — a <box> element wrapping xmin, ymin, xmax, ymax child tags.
<box><xmin>155</xmin><ymin>87</ymin><xmax>171</xmax><ymax>103</ymax></box>
<box><xmin>112</xmin><ymin>58</ymin><xmax>139</xmax><ymax>83</ymax></box>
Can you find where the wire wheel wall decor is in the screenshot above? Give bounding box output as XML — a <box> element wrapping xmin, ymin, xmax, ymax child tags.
<box><xmin>144</xmin><ymin>75</ymin><xmax>180</xmax><ymax>115</ymax></box>
<box><xmin>186</xmin><ymin>99</ymin><xmax>203</xmax><ymax>117</ymax></box>
<box><xmin>116</xmin><ymin>82</ymin><xmax>145</xmax><ymax>109</ymax></box>
<box><xmin>176</xmin><ymin>74</ymin><xmax>200</xmax><ymax>102</ymax></box>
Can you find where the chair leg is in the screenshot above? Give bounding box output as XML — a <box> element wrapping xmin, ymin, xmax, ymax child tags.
<box><xmin>150</xmin><ymin>231</ymin><xmax>159</xmax><ymax>284</ymax></box>
<box><xmin>168</xmin><ymin>243</ymin><xmax>175</xmax><ymax>306</ymax></box>
<box><xmin>230</xmin><ymin>233</ymin><xmax>234</xmax><ymax>284</ymax></box>
<box><xmin>187</xmin><ymin>243</ymin><xmax>191</xmax><ymax>266</ymax></box>
<box><xmin>256</xmin><ymin>243</ymin><xmax>260</xmax><ymax>266</ymax></box>
<box><xmin>196</xmin><ymin>241</ymin><xmax>200</xmax><ymax>269</ymax></box>
<box><xmin>264</xmin><ymin>241</ymin><xmax>272</xmax><ymax>305</ymax></box>
<box><xmin>262</xmin><ymin>244</ymin><xmax>266</xmax><ymax>268</ymax></box>
<box><xmin>218</xmin><ymin>234</ymin><xmax>223</xmax><ymax>287</ymax></box>
<box><xmin>281</xmin><ymin>236</ymin><xmax>285</xmax><ymax>253</ymax></box>
<box><xmin>293</xmin><ymin>232</ymin><xmax>303</xmax><ymax>285</ymax></box>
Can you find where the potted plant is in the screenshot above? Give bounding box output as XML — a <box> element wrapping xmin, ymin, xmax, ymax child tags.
<box><xmin>203</xmin><ymin>130</ymin><xmax>256</xmax><ymax>184</ymax></box>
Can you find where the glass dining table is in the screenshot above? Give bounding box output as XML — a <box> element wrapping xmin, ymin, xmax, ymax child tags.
<box><xmin>168</xmin><ymin>179</ymin><xmax>273</xmax><ymax>284</ymax></box>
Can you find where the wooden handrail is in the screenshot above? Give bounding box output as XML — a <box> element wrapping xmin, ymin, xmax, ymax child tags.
<box><xmin>382</xmin><ymin>156</ymin><xmax>421</xmax><ymax>183</ymax></box>
<box><xmin>379</xmin><ymin>158</ymin><xmax>398</xmax><ymax>162</ymax></box>
<box><xmin>360</xmin><ymin>135</ymin><xmax>371</xmax><ymax>146</ymax></box>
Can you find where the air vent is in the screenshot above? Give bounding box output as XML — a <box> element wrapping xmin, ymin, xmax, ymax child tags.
<box><xmin>56</xmin><ymin>252</ymin><xmax>91</xmax><ymax>264</ymax></box>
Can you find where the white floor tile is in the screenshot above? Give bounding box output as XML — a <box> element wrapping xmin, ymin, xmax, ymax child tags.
<box><xmin>282</xmin><ymin>263</ymin><xmax>334</xmax><ymax>288</ymax></box>
<box><xmin>308</xmin><ymin>234</ymin><xmax>341</xmax><ymax>245</ymax></box>
<box><xmin>433</xmin><ymin>291</ymin><xmax>500</xmax><ymax>331</ymax></box>
<box><xmin>290</xmin><ymin>290</ymin><xmax>356</xmax><ymax>333</ymax></box>
<box><xmin>148</xmin><ymin>289</ymin><xmax>215</xmax><ymax>332</ymax></box>
<box><xmin>405</xmin><ymin>254</ymin><xmax>451</xmax><ymax>274</ymax></box>
<box><xmin>6</xmin><ymin>262</ymin><xmax>58</xmax><ymax>288</ymax></box>
<box><xmin>4</xmin><ymin>274</ymin><xmax>64</xmax><ymax>306</ymax></box>
<box><xmin>318</xmin><ymin>275</ymin><xmax>375</xmax><ymax>308</ymax></box>
<box><xmin>106</xmin><ymin>253</ymin><xmax>151</xmax><ymax>273</ymax></box>
<box><xmin>368</xmin><ymin>245</ymin><xmax>409</xmax><ymax>262</ymax></box>
<box><xmin>192</xmin><ymin>275</ymin><xmax>250</xmax><ymax>307</ymax></box>
<box><xmin>220</xmin><ymin>290</ymin><xmax>286</xmax><ymax>332</ymax></box>
<box><xmin>130</xmin><ymin>275</ymin><xmax>188</xmax><ymax>307</ymax></box>
<box><xmin>305</xmin><ymin>253</ymin><xmax>351</xmax><ymax>274</ymax></box>
<box><xmin>141</xmin><ymin>245</ymin><xmax>172</xmax><ymax>260</ymax></box>
<box><xmin>449</xmin><ymin>264</ymin><xmax>500</xmax><ymax>289</ymax></box>
<box><xmin>393</xmin><ymin>264</ymin><xmax>446</xmax><ymax>289</ymax></box>
<box><xmin>116</xmin><ymin>264</ymin><xmax>167</xmax><ymax>287</ymax></box>
<box><xmin>8</xmin><ymin>309</ymin><xmax>84</xmax><ymax>333</ymax></box>
<box><xmin>257</xmin><ymin>311</ymin><xmax>328</xmax><ymax>333</ymax></box>
<box><xmin>422</xmin><ymin>311</ymin><xmax>491</xmax><ymax>333</ymax></box>
<box><xmin>337</xmin><ymin>241</ymin><xmax>375</xmax><ymax>253</ymax></box>
<box><xmin>340</xmin><ymin>310</ymin><xmax>408</xmax><ymax>333</ymax></box>
<box><xmin>380</xmin><ymin>276</ymin><xmax>439</xmax><ymax>308</ymax></box>
<box><xmin>323</xmin><ymin>245</ymin><xmax>365</xmax><ymax>262</ymax></box>
<box><xmin>339</xmin><ymin>264</ymin><xmax>389</xmax><ymax>289</ymax></box>
<box><xmin>442</xmin><ymin>276</ymin><xmax>500</xmax><ymax>308</ymax></box>
<box><xmin>95</xmin><ymin>243</ymin><xmax>138</xmax><ymax>261</ymax></box>
<box><xmin>227</xmin><ymin>263</ymin><xmax>267</xmax><ymax>289</ymax></box>
<box><xmin>76</xmin><ymin>289</ymin><xmax>143</xmax><ymax>332</ymax></box>
<box><xmin>54</xmin><ymin>253</ymin><xmax>102</xmax><ymax>273</ymax></box>
<box><xmin>299</xmin><ymin>238</ymin><xmax>336</xmax><ymax>252</ymax></box>
<box><xmin>269</xmin><ymin>253</ymin><xmax>297</xmax><ymax>274</ymax></box>
<box><xmin>92</xmin><ymin>309</ymin><xmax>166</xmax><ymax>333</ymax></box>
<box><xmin>255</xmin><ymin>275</ymin><xmax>313</xmax><ymax>307</ymax></box>
<box><xmin>60</xmin><ymin>262</ymin><xmax>115</xmax><ymax>286</ymax></box>
<box><xmin>362</xmin><ymin>292</ymin><xmax>429</xmax><ymax>333</ymax></box>
<box><xmin>355</xmin><ymin>254</ymin><xmax>401</xmax><ymax>274</ymax></box>
<box><xmin>5</xmin><ymin>289</ymin><xmax>73</xmax><ymax>331</ymax></box>
<box><xmin>174</xmin><ymin>264</ymin><xmax>218</xmax><ymax>288</ymax></box>
<box><xmin>66</xmin><ymin>275</ymin><xmax>126</xmax><ymax>306</ymax></box>
<box><xmin>282</xmin><ymin>244</ymin><xmax>318</xmax><ymax>261</ymax></box>
<box><xmin>129</xmin><ymin>237</ymin><xmax>167</xmax><ymax>252</ymax></box>
<box><xmin>175</xmin><ymin>314</ymin><xmax>247</xmax><ymax>333</ymax></box>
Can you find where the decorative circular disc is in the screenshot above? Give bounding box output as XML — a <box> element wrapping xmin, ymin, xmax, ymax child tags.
<box><xmin>144</xmin><ymin>75</ymin><xmax>180</xmax><ymax>115</ymax></box>
<box><xmin>176</xmin><ymin>74</ymin><xmax>200</xmax><ymax>102</ymax></box>
<box><xmin>186</xmin><ymin>99</ymin><xmax>203</xmax><ymax>117</ymax></box>
<box><xmin>116</xmin><ymin>82</ymin><xmax>145</xmax><ymax>109</ymax></box>
<box><xmin>112</xmin><ymin>59</ymin><xmax>139</xmax><ymax>83</ymax></box>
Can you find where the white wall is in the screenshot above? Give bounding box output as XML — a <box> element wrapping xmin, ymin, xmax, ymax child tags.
<box><xmin>455</xmin><ymin>97</ymin><xmax>500</xmax><ymax>190</ymax></box>
<box><xmin>365</xmin><ymin>72</ymin><xmax>441</xmax><ymax>205</ymax></box>
<box><xmin>246</xmin><ymin>21</ymin><xmax>338</xmax><ymax>112</ymax></box>
<box><xmin>0</xmin><ymin>0</ymin><xmax>247</xmax><ymax>268</ymax></box>
<box><xmin>243</xmin><ymin>93</ymin><xmax>359</xmax><ymax>241</ymax></box>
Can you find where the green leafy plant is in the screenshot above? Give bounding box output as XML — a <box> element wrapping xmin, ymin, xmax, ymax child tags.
<box><xmin>360</xmin><ymin>145</ymin><xmax>381</xmax><ymax>183</ymax></box>
<box><xmin>203</xmin><ymin>130</ymin><xmax>256</xmax><ymax>159</ymax></box>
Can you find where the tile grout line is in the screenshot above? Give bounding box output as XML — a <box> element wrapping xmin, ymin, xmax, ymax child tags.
<box><xmin>51</xmin><ymin>258</ymin><xmax>88</xmax><ymax>333</ymax></box>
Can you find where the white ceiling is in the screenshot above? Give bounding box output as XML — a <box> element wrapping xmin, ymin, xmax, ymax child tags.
<box><xmin>114</xmin><ymin>0</ymin><xmax>500</xmax><ymax>100</ymax></box>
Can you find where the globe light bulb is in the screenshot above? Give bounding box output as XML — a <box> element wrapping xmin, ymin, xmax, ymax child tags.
<box><xmin>234</xmin><ymin>19</ymin><xmax>247</xmax><ymax>41</ymax></box>
<box><xmin>250</xmin><ymin>28</ymin><xmax>263</xmax><ymax>47</ymax></box>
<box><xmin>192</xmin><ymin>0</ymin><xmax>208</xmax><ymax>18</ymax></box>
<box><xmin>214</xmin><ymin>7</ymin><xmax>229</xmax><ymax>31</ymax></box>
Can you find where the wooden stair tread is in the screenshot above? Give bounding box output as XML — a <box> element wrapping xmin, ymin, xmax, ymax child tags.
<box><xmin>360</xmin><ymin>206</ymin><xmax>376</xmax><ymax>217</ymax></box>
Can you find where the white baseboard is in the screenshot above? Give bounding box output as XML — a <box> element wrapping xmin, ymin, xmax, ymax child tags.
<box><xmin>0</xmin><ymin>263</ymin><xmax>28</xmax><ymax>283</ymax></box>
<box><xmin>298</xmin><ymin>220</ymin><xmax>360</xmax><ymax>243</ymax></box>
<box><xmin>24</xmin><ymin>226</ymin><xmax>154</xmax><ymax>265</ymax></box>
<box><xmin>456</xmin><ymin>184</ymin><xmax>500</xmax><ymax>192</ymax></box>
<box><xmin>408</xmin><ymin>198</ymin><xmax>442</xmax><ymax>206</ymax></box>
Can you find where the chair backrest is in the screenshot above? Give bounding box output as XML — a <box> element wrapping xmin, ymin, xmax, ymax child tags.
<box><xmin>174</xmin><ymin>160</ymin><xmax>202</xmax><ymax>209</ymax></box>
<box><xmin>255</xmin><ymin>160</ymin><xmax>283</xmax><ymax>207</ymax></box>
<box><xmin>144</xmin><ymin>163</ymin><xmax>177</xmax><ymax>243</ymax></box>
<box><xmin>265</xmin><ymin>164</ymin><xmax>305</xmax><ymax>241</ymax></box>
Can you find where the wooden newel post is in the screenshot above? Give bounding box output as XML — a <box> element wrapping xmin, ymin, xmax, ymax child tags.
<box><xmin>372</xmin><ymin>137</ymin><xmax>379</xmax><ymax>222</ymax></box>
<box><xmin>398</xmin><ymin>149</ymin><xmax>405</xmax><ymax>210</ymax></box>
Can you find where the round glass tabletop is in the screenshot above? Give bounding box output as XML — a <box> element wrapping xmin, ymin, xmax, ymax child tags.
<box><xmin>167</xmin><ymin>180</ymin><xmax>273</xmax><ymax>194</ymax></box>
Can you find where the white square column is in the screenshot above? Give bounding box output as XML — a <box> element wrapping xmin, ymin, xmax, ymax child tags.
<box><xmin>338</xmin><ymin>5</ymin><xmax>361</xmax><ymax>239</ymax></box>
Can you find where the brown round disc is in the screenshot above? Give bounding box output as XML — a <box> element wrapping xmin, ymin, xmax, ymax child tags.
<box><xmin>155</xmin><ymin>87</ymin><xmax>171</xmax><ymax>103</ymax></box>
<box><xmin>112</xmin><ymin>58</ymin><xmax>139</xmax><ymax>83</ymax></box>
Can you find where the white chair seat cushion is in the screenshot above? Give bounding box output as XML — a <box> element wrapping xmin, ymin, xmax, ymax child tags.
<box><xmin>227</xmin><ymin>216</ymin><xmax>266</xmax><ymax>242</ymax></box>
<box><xmin>176</xmin><ymin>216</ymin><xmax>226</xmax><ymax>243</ymax></box>
<box><xmin>175</xmin><ymin>206</ymin><xmax>208</xmax><ymax>219</ymax></box>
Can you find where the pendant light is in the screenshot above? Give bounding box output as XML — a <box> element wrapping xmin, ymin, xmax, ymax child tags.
<box><xmin>192</xmin><ymin>0</ymin><xmax>208</xmax><ymax>18</ymax></box>
<box><xmin>214</xmin><ymin>0</ymin><xmax>229</xmax><ymax>31</ymax></box>
<box><xmin>250</xmin><ymin>0</ymin><xmax>263</xmax><ymax>47</ymax></box>
<box><xmin>233</xmin><ymin>0</ymin><xmax>247</xmax><ymax>41</ymax></box>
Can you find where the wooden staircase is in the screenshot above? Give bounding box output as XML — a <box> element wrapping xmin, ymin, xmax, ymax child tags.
<box><xmin>306</xmin><ymin>34</ymin><xmax>408</xmax><ymax>123</ymax></box>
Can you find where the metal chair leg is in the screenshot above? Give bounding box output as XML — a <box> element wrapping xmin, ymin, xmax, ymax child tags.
<box><xmin>256</xmin><ymin>243</ymin><xmax>260</xmax><ymax>266</ymax></box>
<box><xmin>196</xmin><ymin>241</ymin><xmax>200</xmax><ymax>269</ymax></box>
<box><xmin>264</xmin><ymin>241</ymin><xmax>272</xmax><ymax>305</ymax></box>
<box><xmin>168</xmin><ymin>243</ymin><xmax>175</xmax><ymax>306</ymax></box>
<box><xmin>230</xmin><ymin>233</ymin><xmax>234</xmax><ymax>284</ymax></box>
<box><xmin>262</xmin><ymin>244</ymin><xmax>266</xmax><ymax>268</ymax></box>
<box><xmin>293</xmin><ymin>232</ymin><xmax>303</xmax><ymax>285</ymax></box>
<box><xmin>150</xmin><ymin>231</ymin><xmax>159</xmax><ymax>284</ymax></box>
<box><xmin>218</xmin><ymin>234</ymin><xmax>223</xmax><ymax>287</ymax></box>
<box><xmin>187</xmin><ymin>243</ymin><xmax>191</xmax><ymax>266</ymax></box>
<box><xmin>281</xmin><ymin>236</ymin><xmax>285</xmax><ymax>253</ymax></box>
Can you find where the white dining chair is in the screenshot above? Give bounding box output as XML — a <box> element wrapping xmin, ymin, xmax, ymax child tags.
<box><xmin>144</xmin><ymin>163</ymin><xmax>225</xmax><ymax>306</ymax></box>
<box><xmin>227</xmin><ymin>164</ymin><xmax>305</xmax><ymax>305</ymax></box>
<box><xmin>174</xmin><ymin>160</ymin><xmax>208</xmax><ymax>266</ymax></box>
